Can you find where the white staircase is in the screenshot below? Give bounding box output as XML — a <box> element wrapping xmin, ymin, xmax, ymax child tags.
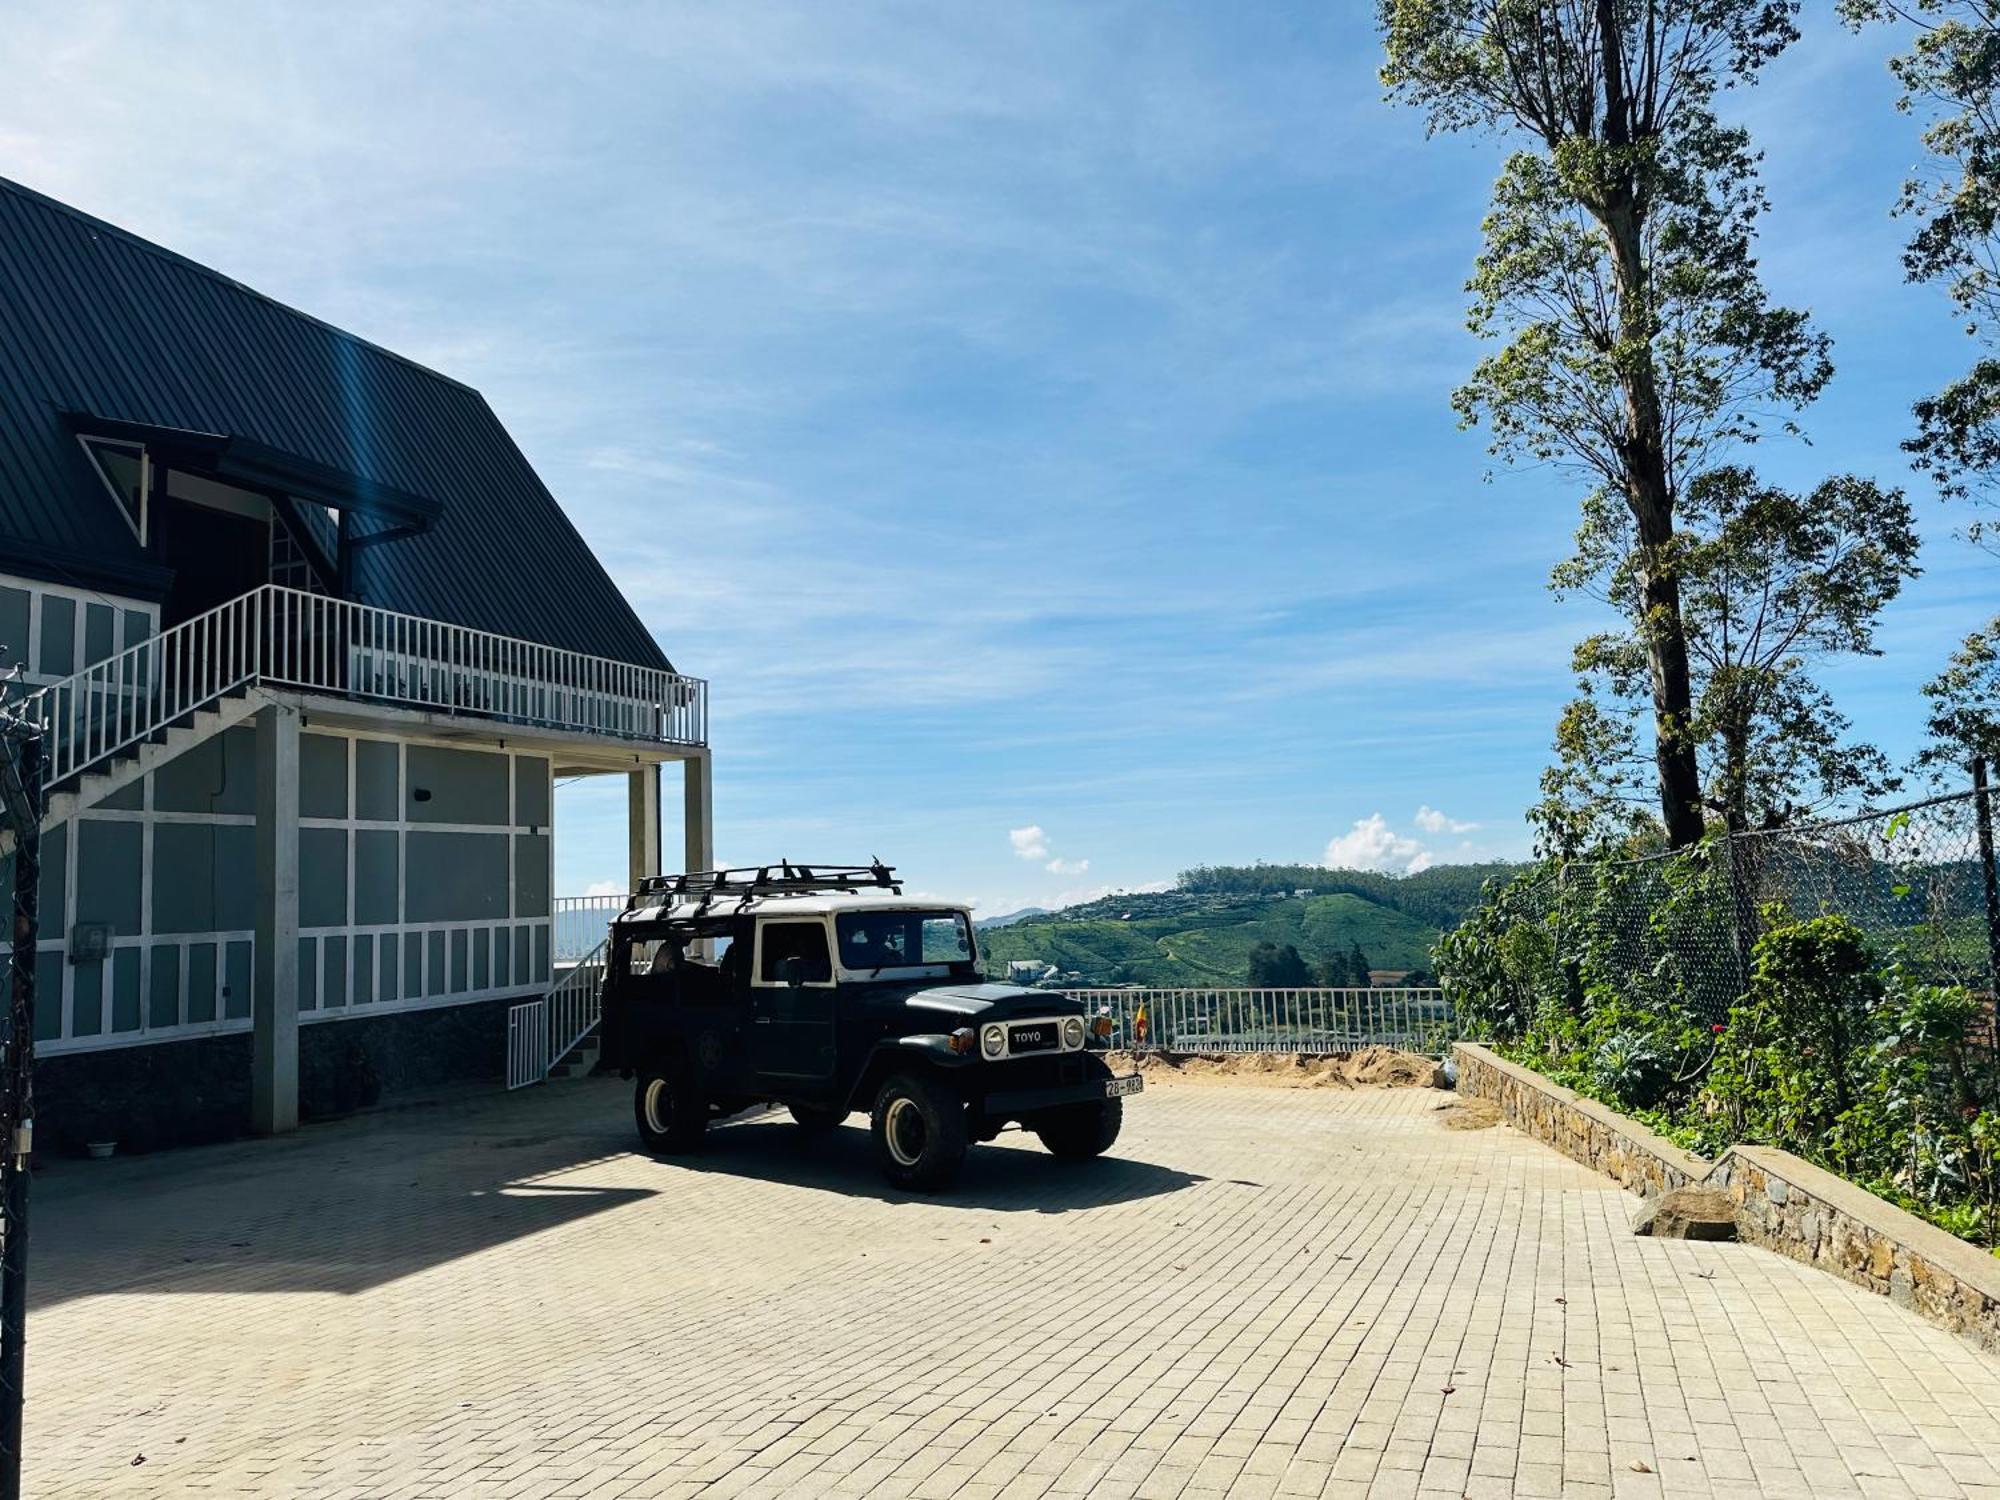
<box><xmin>1</xmin><ymin>588</ymin><xmax>267</xmax><ymax>855</ymax></box>
<box><xmin>34</xmin><ymin>692</ymin><xmax>264</xmax><ymax>836</ymax></box>
<box><xmin>509</xmin><ymin>938</ymin><xmax>609</xmax><ymax>1089</ymax></box>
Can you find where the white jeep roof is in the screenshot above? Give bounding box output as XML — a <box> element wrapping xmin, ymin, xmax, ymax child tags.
<box><xmin>616</xmin><ymin>888</ymin><xmax>972</xmax><ymax>926</ymax></box>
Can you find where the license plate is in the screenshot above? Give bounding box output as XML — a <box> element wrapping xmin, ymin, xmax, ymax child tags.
<box><xmin>1007</xmin><ymin>1022</ymin><xmax>1058</xmax><ymax>1053</ymax></box>
<box><xmin>1106</xmin><ymin>1074</ymin><xmax>1143</xmax><ymax>1098</ymax></box>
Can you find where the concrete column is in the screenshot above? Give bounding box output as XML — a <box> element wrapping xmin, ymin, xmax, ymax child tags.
<box><xmin>627</xmin><ymin>763</ymin><xmax>661</xmax><ymax>889</ymax></box>
<box><xmin>683</xmin><ymin>751</ymin><xmax>714</xmax><ymax>876</ymax></box>
<box><xmin>251</xmin><ymin>704</ymin><xmax>300</xmax><ymax>1135</ymax></box>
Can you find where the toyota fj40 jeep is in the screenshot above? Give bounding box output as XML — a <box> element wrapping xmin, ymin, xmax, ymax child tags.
<box><xmin>597</xmin><ymin>863</ymin><xmax>1142</xmax><ymax>1190</ymax></box>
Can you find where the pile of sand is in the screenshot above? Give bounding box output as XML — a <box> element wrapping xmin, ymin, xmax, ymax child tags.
<box><xmin>1109</xmin><ymin>1047</ymin><xmax>1447</xmax><ymax>1091</ymax></box>
<box><xmin>1437</xmin><ymin>1097</ymin><xmax>1503</xmax><ymax>1131</ymax></box>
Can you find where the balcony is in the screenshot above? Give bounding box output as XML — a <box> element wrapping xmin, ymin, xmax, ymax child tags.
<box><xmin>15</xmin><ymin>584</ymin><xmax>706</xmax><ymax>794</ymax></box>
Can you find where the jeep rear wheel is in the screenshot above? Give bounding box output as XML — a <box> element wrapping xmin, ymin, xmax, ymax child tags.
<box><xmin>870</xmin><ymin>1072</ymin><xmax>968</xmax><ymax>1190</ymax></box>
<box><xmin>634</xmin><ymin>1059</ymin><xmax>707</xmax><ymax>1154</ymax></box>
<box><xmin>1034</xmin><ymin>1097</ymin><xmax>1123</xmax><ymax>1160</ymax></box>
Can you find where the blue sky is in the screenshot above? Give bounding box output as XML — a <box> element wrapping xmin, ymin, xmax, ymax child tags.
<box><xmin>2</xmin><ymin>3</ymin><xmax>1990</xmax><ymax>914</ymax></box>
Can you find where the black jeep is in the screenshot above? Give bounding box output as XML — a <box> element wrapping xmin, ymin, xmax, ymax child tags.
<box><xmin>597</xmin><ymin>863</ymin><xmax>1142</xmax><ymax>1189</ymax></box>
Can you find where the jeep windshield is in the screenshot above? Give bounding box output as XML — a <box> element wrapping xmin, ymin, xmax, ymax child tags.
<box><xmin>834</xmin><ymin>910</ymin><xmax>974</xmax><ymax>974</ymax></box>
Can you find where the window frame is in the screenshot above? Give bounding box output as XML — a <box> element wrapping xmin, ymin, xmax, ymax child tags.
<box><xmin>831</xmin><ymin>908</ymin><xmax>976</xmax><ymax>980</ymax></box>
<box><xmin>751</xmin><ymin>918</ymin><xmax>837</xmax><ymax>989</ymax></box>
<box><xmin>76</xmin><ymin>435</ymin><xmax>150</xmax><ymax>545</ymax></box>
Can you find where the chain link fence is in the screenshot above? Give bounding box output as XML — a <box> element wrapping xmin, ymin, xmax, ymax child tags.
<box><xmin>1501</xmin><ymin>784</ymin><xmax>2000</xmax><ymax>1025</ymax></box>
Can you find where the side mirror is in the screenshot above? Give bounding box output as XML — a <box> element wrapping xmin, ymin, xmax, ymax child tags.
<box><xmin>775</xmin><ymin>956</ymin><xmax>807</xmax><ymax>989</ymax></box>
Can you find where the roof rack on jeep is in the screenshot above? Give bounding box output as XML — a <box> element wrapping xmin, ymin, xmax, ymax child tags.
<box><xmin>628</xmin><ymin>861</ymin><xmax>902</xmax><ymax>913</ymax></box>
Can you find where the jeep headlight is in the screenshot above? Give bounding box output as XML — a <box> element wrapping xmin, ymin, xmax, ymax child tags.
<box><xmin>981</xmin><ymin>1024</ymin><xmax>1007</xmax><ymax>1058</ymax></box>
<box><xmin>1062</xmin><ymin>1016</ymin><xmax>1086</xmax><ymax>1050</ymax></box>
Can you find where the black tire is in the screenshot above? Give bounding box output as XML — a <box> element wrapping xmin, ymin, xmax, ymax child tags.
<box><xmin>788</xmin><ymin>1103</ymin><xmax>848</xmax><ymax>1132</ymax></box>
<box><xmin>1034</xmin><ymin>1097</ymin><xmax>1123</xmax><ymax>1160</ymax></box>
<box><xmin>634</xmin><ymin>1058</ymin><xmax>707</xmax><ymax>1154</ymax></box>
<box><xmin>870</xmin><ymin>1072</ymin><xmax>969</xmax><ymax>1190</ymax></box>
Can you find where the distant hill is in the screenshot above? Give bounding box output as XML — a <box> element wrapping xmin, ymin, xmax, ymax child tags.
<box><xmin>977</xmin><ymin>862</ymin><xmax>1513</xmax><ymax>987</ymax></box>
<box><xmin>975</xmin><ymin>907</ymin><xmax>1048</xmax><ymax>930</ymax></box>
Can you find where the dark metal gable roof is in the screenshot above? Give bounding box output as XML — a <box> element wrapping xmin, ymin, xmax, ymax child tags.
<box><xmin>0</xmin><ymin>177</ymin><xmax>670</xmax><ymax>671</ymax></box>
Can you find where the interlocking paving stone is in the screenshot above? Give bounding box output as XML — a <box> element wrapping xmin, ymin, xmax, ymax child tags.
<box><xmin>21</xmin><ymin>1078</ymin><xmax>2000</xmax><ymax>1497</ymax></box>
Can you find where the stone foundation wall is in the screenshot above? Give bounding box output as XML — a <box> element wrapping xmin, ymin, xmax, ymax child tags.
<box><xmin>1452</xmin><ymin>1042</ymin><xmax>1709</xmax><ymax>1196</ymax></box>
<box><xmin>35</xmin><ymin>996</ymin><xmax>517</xmax><ymax>1156</ymax></box>
<box><xmin>1454</xmin><ymin>1042</ymin><xmax>2000</xmax><ymax>1355</ymax></box>
<box><xmin>36</xmin><ymin>1033</ymin><xmax>252</xmax><ymax>1156</ymax></box>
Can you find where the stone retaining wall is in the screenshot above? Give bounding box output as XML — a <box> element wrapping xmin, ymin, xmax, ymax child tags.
<box><xmin>1712</xmin><ymin>1146</ymin><xmax>2000</xmax><ymax>1354</ymax></box>
<box><xmin>1454</xmin><ymin>1042</ymin><xmax>2000</xmax><ymax>1355</ymax></box>
<box><xmin>1451</xmin><ymin>1042</ymin><xmax>1709</xmax><ymax>1197</ymax></box>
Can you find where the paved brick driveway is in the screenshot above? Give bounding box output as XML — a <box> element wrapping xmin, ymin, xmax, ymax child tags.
<box><xmin>23</xmin><ymin>1074</ymin><xmax>2000</xmax><ymax>1499</ymax></box>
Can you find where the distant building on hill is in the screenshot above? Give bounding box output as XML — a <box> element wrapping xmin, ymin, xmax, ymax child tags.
<box><xmin>1368</xmin><ymin>969</ymin><xmax>1411</xmax><ymax>988</ymax></box>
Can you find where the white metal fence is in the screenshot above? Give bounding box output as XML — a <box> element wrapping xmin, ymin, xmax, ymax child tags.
<box><xmin>554</xmin><ymin>895</ymin><xmax>628</xmax><ymax>962</ymax></box>
<box><xmin>505</xmin><ymin>1000</ymin><xmax>548</xmax><ymax>1090</ymax></box>
<box><xmin>1061</xmin><ymin>987</ymin><xmax>1453</xmax><ymax>1055</ymax></box>
<box><xmin>17</xmin><ymin>584</ymin><xmax>708</xmax><ymax>794</ymax></box>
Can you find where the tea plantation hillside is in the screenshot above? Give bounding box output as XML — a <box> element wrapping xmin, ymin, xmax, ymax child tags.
<box><xmin>976</xmin><ymin>863</ymin><xmax>1512</xmax><ymax>986</ymax></box>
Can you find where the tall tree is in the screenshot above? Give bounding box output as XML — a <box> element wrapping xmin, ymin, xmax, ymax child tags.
<box><xmin>1314</xmin><ymin>950</ymin><xmax>1349</xmax><ymax>987</ymax></box>
<box><xmin>1380</xmin><ymin>0</ymin><xmax>1829</xmax><ymax>846</ymax></box>
<box><xmin>1845</xmin><ymin>0</ymin><xmax>2000</xmax><ymax>550</ymax></box>
<box><xmin>1348</xmin><ymin>940</ymin><xmax>1373</xmax><ymax>983</ymax></box>
<box><xmin>1534</xmin><ymin>466</ymin><xmax>1919</xmax><ymax>850</ymax></box>
<box><xmin>1845</xmin><ymin>2</ymin><xmax>2000</xmax><ymax>784</ymax></box>
<box><xmin>1917</xmin><ymin>616</ymin><xmax>2000</xmax><ymax>770</ymax></box>
<box><xmin>1249</xmin><ymin>942</ymin><xmax>1314</xmax><ymax>988</ymax></box>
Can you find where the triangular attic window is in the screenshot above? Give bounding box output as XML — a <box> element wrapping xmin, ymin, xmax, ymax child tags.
<box><xmin>79</xmin><ymin>436</ymin><xmax>148</xmax><ymax>543</ymax></box>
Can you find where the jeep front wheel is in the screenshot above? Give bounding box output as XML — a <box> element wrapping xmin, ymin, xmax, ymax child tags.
<box><xmin>634</xmin><ymin>1059</ymin><xmax>707</xmax><ymax>1154</ymax></box>
<box><xmin>1034</xmin><ymin>1097</ymin><xmax>1123</xmax><ymax>1160</ymax></box>
<box><xmin>870</xmin><ymin>1073</ymin><xmax>968</xmax><ymax>1190</ymax></box>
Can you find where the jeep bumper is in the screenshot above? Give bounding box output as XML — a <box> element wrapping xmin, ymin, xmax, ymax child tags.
<box><xmin>982</xmin><ymin>1072</ymin><xmax>1143</xmax><ymax>1118</ymax></box>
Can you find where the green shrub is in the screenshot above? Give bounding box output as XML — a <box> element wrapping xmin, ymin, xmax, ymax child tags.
<box><xmin>1445</xmin><ymin>875</ymin><xmax>2000</xmax><ymax>1250</ymax></box>
<box><xmin>1434</xmin><ymin>867</ymin><xmax>1564</xmax><ymax>1039</ymax></box>
<box><xmin>1704</xmin><ymin>913</ymin><xmax>1880</xmax><ymax>1154</ymax></box>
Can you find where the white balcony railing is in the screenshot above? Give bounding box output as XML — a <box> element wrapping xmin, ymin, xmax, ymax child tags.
<box><xmin>554</xmin><ymin>894</ymin><xmax>631</xmax><ymax>962</ymax></box>
<box><xmin>16</xmin><ymin>584</ymin><xmax>706</xmax><ymax>793</ymax></box>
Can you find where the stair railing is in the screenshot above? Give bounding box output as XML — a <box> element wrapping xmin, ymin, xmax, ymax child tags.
<box><xmin>18</xmin><ymin>588</ymin><xmax>265</xmax><ymax>791</ymax></box>
<box><xmin>546</xmin><ymin>938</ymin><xmax>609</xmax><ymax>1072</ymax></box>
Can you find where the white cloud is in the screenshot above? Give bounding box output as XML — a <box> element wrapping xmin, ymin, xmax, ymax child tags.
<box><xmin>1011</xmin><ymin>825</ymin><xmax>1090</xmax><ymax>875</ymax></box>
<box><xmin>583</xmin><ymin>878</ymin><xmax>626</xmax><ymax>897</ymax></box>
<box><xmin>1009</xmin><ymin>825</ymin><xmax>1050</xmax><ymax>860</ymax></box>
<box><xmin>1323</xmin><ymin>814</ymin><xmax>1434</xmax><ymax>875</ymax></box>
<box><xmin>1414</xmin><ymin>805</ymin><xmax>1478</xmax><ymax>836</ymax></box>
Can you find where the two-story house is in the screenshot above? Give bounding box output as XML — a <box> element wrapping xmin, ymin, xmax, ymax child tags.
<box><xmin>0</xmin><ymin>177</ymin><xmax>711</xmax><ymax>1151</ymax></box>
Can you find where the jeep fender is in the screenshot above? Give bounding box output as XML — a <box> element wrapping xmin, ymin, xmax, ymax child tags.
<box><xmin>844</xmin><ymin>1036</ymin><xmax>973</xmax><ymax>1113</ymax></box>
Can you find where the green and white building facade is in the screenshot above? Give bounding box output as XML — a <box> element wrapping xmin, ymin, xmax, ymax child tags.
<box><xmin>0</xmin><ymin>179</ymin><xmax>711</xmax><ymax>1150</ymax></box>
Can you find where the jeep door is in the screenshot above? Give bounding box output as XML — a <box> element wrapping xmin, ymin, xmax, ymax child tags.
<box><xmin>748</xmin><ymin>919</ymin><xmax>838</xmax><ymax>1082</ymax></box>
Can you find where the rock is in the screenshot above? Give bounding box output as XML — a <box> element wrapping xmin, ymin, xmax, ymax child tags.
<box><xmin>1868</xmin><ymin>1237</ymin><xmax>1896</xmax><ymax>1280</ymax></box>
<box><xmin>1632</xmin><ymin>1186</ymin><xmax>1739</xmax><ymax>1241</ymax></box>
<box><xmin>1766</xmin><ymin>1177</ymin><xmax>1787</xmax><ymax>1207</ymax></box>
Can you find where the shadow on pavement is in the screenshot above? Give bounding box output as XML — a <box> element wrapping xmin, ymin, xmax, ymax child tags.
<box><xmin>29</xmin><ymin>1084</ymin><xmax>653</xmax><ymax>1308</ymax></box>
<box><xmin>670</xmin><ymin>1110</ymin><xmax>1208</xmax><ymax>1212</ymax></box>
<box><xmin>28</xmin><ymin>1081</ymin><xmax>1203</xmax><ymax>1309</ymax></box>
